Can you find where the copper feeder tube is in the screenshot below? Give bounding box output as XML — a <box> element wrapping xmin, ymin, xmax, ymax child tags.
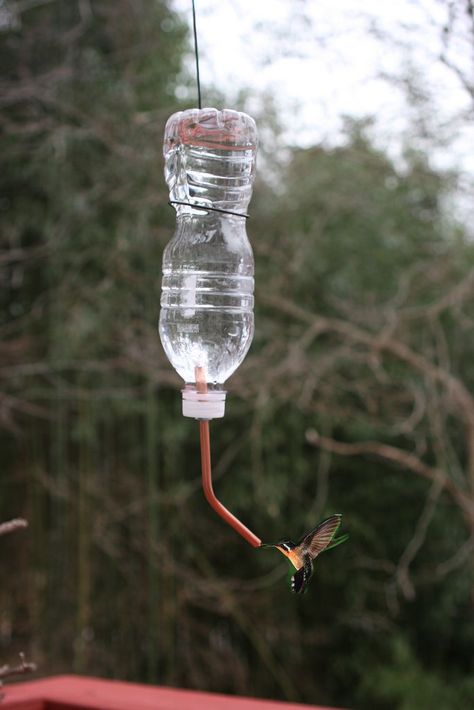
<box><xmin>196</xmin><ymin>367</ymin><xmax>261</xmax><ymax>548</ymax></box>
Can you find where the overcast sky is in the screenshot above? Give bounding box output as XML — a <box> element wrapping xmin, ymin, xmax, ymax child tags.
<box><xmin>171</xmin><ymin>0</ymin><xmax>474</xmax><ymax>189</ymax></box>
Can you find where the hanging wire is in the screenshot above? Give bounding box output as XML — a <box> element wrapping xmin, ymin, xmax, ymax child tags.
<box><xmin>192</xmin><ymin>0</ymin><xmax>202</xmax><ymax>109</ymax></box>
<box><xmin>168</xmin><ymin>1</ymin><xmax>250</xmax><ymax>220</ymax></box>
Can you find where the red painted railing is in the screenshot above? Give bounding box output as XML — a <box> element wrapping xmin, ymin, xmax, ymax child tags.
<box><xmin>1</xmin><ymin>676</ymin><xmax>342</xmax><ymax>710</ymax></box>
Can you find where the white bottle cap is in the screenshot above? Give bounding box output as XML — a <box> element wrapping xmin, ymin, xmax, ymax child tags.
<box><xmin>182</xmin><ymin>388</ymin><xmax>226</xmax><ymax>419</ymax></box>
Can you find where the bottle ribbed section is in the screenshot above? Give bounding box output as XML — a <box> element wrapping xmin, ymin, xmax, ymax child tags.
<box><xmin>159</xmin><ymin>107</ymin><xmax>258</xmax><ymax>389</ymax></box>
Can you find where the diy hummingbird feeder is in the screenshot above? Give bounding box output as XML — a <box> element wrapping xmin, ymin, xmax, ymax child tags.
<box><xmin>157</xmin><ymin>2</ymin><xmax>348</xmax><ymax>592</ymax></box>
<box><xmin>159</xmin><ymin>106</ymin><xmax>261</xmax><ymax>548</ymax></box>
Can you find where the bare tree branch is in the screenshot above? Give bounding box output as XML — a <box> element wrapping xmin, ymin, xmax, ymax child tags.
<box><xmin>0</xmin><ymin>653</ymin><xmax>37</xmax><ymax>702</ymax></box>
<box><xmin>395</xmin><ymin>474</ymin><xmax>445</xmax><ymax>600</ymax></box>
<box><xmin>265</xmin><ymin>294</ymin><xmax>474</xmax><ymax>493</ymax></box>
<box><xmin>305</xmin><ymin>429</ymin><xmax>474</xmax><ymax>525</ymax></box>
<box><xmin>417</xmin><ymin>535</ymin><xmax>474</xmax><ymax>584</ymax></box>
<box><xmin>0</xmin><ymin>519</ymin><xmax>28</xmax><ymax>536</ymax></box>
<box><xmin>0</xmin><ymin>653</ymin><xmax>36</xmax><ymax>681</ymax></box>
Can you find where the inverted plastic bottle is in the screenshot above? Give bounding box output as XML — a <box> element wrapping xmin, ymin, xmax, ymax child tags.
<box><xmin>159</xmin><ymin>108</ymin><xmax>258</xmax><ymax>419</ymax></box>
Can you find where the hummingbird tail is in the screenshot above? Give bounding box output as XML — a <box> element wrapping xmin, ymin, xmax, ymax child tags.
<box><xmin>291</xmin><ymin>559</ymin><xmax>313</xmax><ymax>594</ymax></box>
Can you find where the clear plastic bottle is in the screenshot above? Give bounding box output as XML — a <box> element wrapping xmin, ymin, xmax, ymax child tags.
<box><xmin>159</xmin><ymin>108</ymin><xmax>258</xmax><ymax>418</ymax></box>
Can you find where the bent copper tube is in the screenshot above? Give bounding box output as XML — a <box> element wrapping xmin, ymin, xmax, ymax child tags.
<box><xmin>196</xmin><ymin>367</ymin><xmax>261</xmax><ymax>548</ymax></box>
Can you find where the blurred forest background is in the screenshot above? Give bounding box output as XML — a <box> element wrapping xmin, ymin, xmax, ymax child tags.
<box><xmin>1</xmin><ymin>1</ymin><xmax>474</xmax><ymax>709</ymax></box>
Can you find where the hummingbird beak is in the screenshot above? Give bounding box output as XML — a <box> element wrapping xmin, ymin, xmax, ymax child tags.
<box><xmin>260</xmin><ymin>543</ymin><xmax>291</xmax><ymax>560</ymax></box>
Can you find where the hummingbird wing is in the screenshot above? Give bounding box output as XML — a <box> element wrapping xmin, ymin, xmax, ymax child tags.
<box><xmin>291</xmin><ymin>559</ymin><xmax>313</xmax><ymax>594</ymax></box>
<box><xmin>300</xmin><ymin>514</ymin><xmax>343</xmax><ymax>560</ymax></box>
<box><xmin>325</xmin><ymin>532</ymin><xmax>349</xmax><ymax>551</ymax></box>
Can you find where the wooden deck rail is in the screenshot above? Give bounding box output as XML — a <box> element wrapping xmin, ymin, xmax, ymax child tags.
<box><xmin>1</xmin><ymin>675</ymin><xmax>343</xmax><ymax>710</ymax></box>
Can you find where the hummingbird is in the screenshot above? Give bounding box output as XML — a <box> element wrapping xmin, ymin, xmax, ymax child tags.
<box><xmin>263</xmin><ymin>514</ymin><xmax>348</xmax><ymax>594</ymax></box>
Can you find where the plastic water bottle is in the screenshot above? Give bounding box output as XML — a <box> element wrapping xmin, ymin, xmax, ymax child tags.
<box><xmin>159</xmin><ymin>108</ymin><xmax>258</xmax><ymax>418</ymax></box>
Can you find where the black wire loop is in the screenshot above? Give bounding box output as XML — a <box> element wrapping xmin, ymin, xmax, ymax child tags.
<box><xmin>169</xmin><ymin>200</ymin><xmax>250</xmax><ymax>219</ymax></box>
